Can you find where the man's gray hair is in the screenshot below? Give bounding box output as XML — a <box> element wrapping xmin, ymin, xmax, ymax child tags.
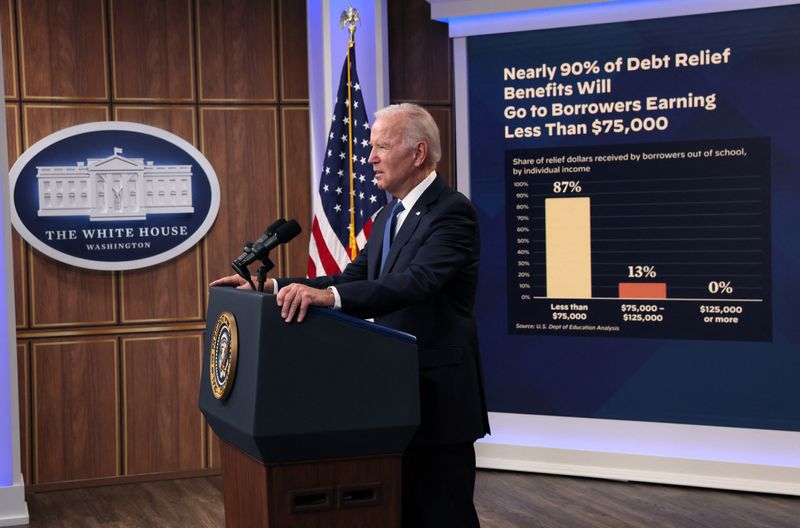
<box><xmin>374</xmin><ymin>103</ymin><xmax>441</xmax><ymax>164</ymax></box>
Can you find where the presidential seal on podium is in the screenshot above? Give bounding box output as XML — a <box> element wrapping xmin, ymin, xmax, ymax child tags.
<box><xmin>210</xmin><ymin>311</ymin><xmax>239</xmax><ymax>400</ymax></box>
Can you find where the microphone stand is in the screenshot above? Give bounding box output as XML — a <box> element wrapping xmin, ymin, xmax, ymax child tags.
<box><xmin>232</xmin><ymin>242</ymin><xmax>257</xmax><ymax>291</ymax></box>
<box><xmin>232</xmin><ymin>245</ymin><xmax>276</xmax><ymax>293</ymax></box>
<box><xmin>255</xmin><ymin>254</ymin><xmax>275</xmax><ymax>293</ymax></box>
<box><xmin>231</xmin><ymin>219</ymin><xmax>301</xmax><ymax>292</ymax></box>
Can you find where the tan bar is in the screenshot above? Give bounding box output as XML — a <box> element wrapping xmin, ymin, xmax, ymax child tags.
<box><xmin>545</xmin><ymin>197</ymin><xmax>592</xmax><ymax>298</ymax></box>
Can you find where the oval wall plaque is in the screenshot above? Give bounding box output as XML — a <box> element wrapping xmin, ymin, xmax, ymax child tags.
<box><xmin>9</xmin><ymin>122</ymin><xmax>220</xmax><ymax>270</ymax></box>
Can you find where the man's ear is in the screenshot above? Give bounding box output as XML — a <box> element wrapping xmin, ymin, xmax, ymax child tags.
<box><xmin>412</xmin><ymin>141</ymin><xmax>429</xmax><ymax>167</ymax></box>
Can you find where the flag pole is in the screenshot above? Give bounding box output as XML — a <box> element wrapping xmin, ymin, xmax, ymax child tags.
<box><xmin>341</xmin><ymin>5</ymin><xmax>360</xmax><ymax>260</ymax></box>
<box><xmin>308</xmin><ymin>6</ymin><xmax>387</xmax><ymax>278</ymax></box>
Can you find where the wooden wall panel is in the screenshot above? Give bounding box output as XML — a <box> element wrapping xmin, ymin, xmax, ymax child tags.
<box><xmin>196</xmin><ymin>0</ymin><xmax>276</xmax><ymax>102</ymax></box>
<box><xmin>278</xmin><ymin>0</ymin><xmax>308</xmax><ymax>102</ymax></box>
<box><xmin>12</xmin><ymin>234</ymin><xmax>26</xmax><ymax>328</ymax></box>
<box><xmin>32</xmin><ymin>338</ymin><xmax>119</xmax><ymax>484</ymax></box>
<box><xmin>23</xmin><ymin>104</ymin><xmax>109</xmax><ymax>146</ymax></box>
<box><xmin>29</xmin><ymin>249</ymin><xmax>117</xmax><ymax>328</ymax></box>
<box><xmin>113</xmin><ymin>105</ymin><xmax>196</xmax><ymax>144</ymax></box>
<box><xmin>426</xmin><ymin>106</ymin><xmax>453</xmax><ymax>187</ymax></box>
<box><xmin>18</xmin><ymin>0</ymin><xmax>108</xmax><ymax>101</ymax></box>
<box><xmin>1</xmin><ymin>0</ymin><xmax>17</xmax><ymax>99</ymax></box>
<box><xmin>17</xmin><ymin>343</ymin><xmax>29</xmax><ymax>485</ymax></box>
<box><xmin>201</xmin><ymin>107</ymin><xmax>280</xmax><ymax>282</ymax></box>
<box><xmin>281</xmin><ymin>107</ymin><xmax>312</xmax><ymax>277</ymax></box>
<box><xmin>388</xmin><ymin>0</ymin><xmax>451</xmax><ymax>104</ymax></box>
<box><xmin>110</xmin><ymin>0</ymin><xmax>194</xmax><ymax>102</ymax></box>
<box><xmin>6</xmin><ymin>104</ymin><xmax>26</xmax><ymax>328</ymax></box>
<box><xmin>123</xmin><ymin>334</ymin><xmax>204</xmax><ymax>475</ymax></box>
<box><xmin>113</xmin><ymin>106</ymin><xmax>204</xmax><ymax>323</ymax></box>
<box><xmin>120</xmin><ymin>249</ymin><xmax>204</xmax><ymax>323</ymax></box>
<box><xmin>6</xmin><ymin>102</ymin><xmax>19</xmax><ymax>159</ymax></box>
<box><xmin>23</xmin><ymin>105</ymin><xmax>117</xmax><ymax>328</ymax></box>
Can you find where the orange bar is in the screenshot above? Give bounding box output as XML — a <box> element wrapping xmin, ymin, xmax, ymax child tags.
<box><xmin>618</xmin><ymin>283</ymin><xmax>667</xmax><ymax>299</ymax></box>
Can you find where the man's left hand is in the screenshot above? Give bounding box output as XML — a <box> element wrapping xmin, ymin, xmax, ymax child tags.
<box><xmin>276</xmin><ymin>283</ymin><xmax>335</xmax><ymax>323</ymax></box>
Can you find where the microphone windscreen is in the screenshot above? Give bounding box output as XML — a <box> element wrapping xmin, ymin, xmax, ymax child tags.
<box><xmin>265</xmin><ymin>218</ymin><xmax>287</xmax><ymax>235</ymax></box>
<box><xmin>254</xmin><ymin>218</ymin><xmax>287</xmax><ymax>245</ymax></box>
<box><xmin>276</xmin><ymin>219</ymin><xmax>302</xmax><ymax>242</ymax></box>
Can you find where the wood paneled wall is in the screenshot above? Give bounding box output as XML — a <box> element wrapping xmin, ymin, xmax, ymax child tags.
<box><xmin>4</xmin><ymin>0</ymin><xmax>454</xmax><ymax>491</ymax></box>
<box><xmin>4</xmin><ymin>0</ymin><xmax>311</xmax><ymax>490</ymax></box>
<box><xmin>388</xmin><ymin>0</ymin><xmax>455</xmax><ymax>186</ymax></box>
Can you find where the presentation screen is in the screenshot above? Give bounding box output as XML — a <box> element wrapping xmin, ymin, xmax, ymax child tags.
<box><xmin>468</xmin><ymin>4</ymin><xmax>800</xmax><ymax>431</ymax></box>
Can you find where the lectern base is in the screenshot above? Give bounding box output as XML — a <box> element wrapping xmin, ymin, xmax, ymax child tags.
<box><xmin>220</xmin><ymin>439</ymin><xmax>401</xmax><ymax>528</ymax></box>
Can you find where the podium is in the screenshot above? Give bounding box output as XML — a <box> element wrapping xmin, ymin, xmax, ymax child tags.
<box><xmin>199</xmin><ymin>287</ymin><xmax>420</xmax><ymax>527</ymax></box>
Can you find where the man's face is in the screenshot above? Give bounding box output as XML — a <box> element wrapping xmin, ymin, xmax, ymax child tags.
<box><xmin>368</xmin><ymin>114</ymin><xmax>417</xmax><ymax>198</ymax></box>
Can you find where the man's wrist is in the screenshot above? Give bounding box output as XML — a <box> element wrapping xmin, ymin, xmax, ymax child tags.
<box><xmin>327</xmin><ymin>286</ymin><xmax>342</xmax><ymax>309</ymax></box>
<box><xmin>325</xmin><ymin>287</ymin><xmax>335</xmax><ymax>307</ymax></box>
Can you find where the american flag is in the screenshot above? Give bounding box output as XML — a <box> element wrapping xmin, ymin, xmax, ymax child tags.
<box><xmin>308</xmin><ymin>43</ymin><xmax>387</xmax><ymax>277</ymax></box>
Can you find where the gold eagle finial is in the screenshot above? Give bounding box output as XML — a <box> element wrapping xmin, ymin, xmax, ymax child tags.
<box><xmin>339</xmin><ymin>5</ymin><xmax>360</xmax><ymax>41</ymax></box>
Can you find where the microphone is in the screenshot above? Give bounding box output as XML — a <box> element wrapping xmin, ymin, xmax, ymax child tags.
<box><xmin>232</xmin><ymin>218</ymin><xmax>287</xmax><ymax>265</ymax></box>
<box><xmin>231</xmin><ymin>219</ymin><xmax>302</xmax><ymax>291</ymax></box>
<box><xmin>254</xmin><ymin>218</ymin><xmax>287</xmax><ymax>247</ymax></box>
<box><xmin>253</xmin><ymin>219</ymin><xmax>301</xmax><ymax>259</ymax></box>
<box><xmin>232</xmin><ymin>219</ymin><xmax>302</xmax><ymax>270</ymax></box>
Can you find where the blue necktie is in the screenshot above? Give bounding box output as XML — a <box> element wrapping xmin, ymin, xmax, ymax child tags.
<box><xmin>380</xmin><ymin>200</ymin><xmax>405</xmax><ymax>275</ymax></box>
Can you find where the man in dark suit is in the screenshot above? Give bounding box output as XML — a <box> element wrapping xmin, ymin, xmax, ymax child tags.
<box><xmin>212</xmin><ymin>103</ymin><xmax>489</xmax><ymax>527</ymax></box>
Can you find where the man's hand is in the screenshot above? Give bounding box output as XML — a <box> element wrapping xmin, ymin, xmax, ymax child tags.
<box><xmin>276</xmin><ymin>283</ymin><xmax>335</xmax><ymax>323</ymax></box>
<box><xmin>209</xmin><ymin>273</ymin><xmax>270</xmax><ymax>291</ymax></box>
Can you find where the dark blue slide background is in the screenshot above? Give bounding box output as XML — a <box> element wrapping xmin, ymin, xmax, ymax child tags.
<box><xmin>469</xmin><ymin>5</ymin><xmax>800</xmax><ymax>431</ymax></box>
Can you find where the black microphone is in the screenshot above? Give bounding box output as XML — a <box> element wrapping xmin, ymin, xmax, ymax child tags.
<box><xmin>232</xmin><ymin>218</ymin><xmax>287</xmax><ymax>265</ymax></box>
<box><xmin>253</xmin><ymin>219</ymin><xmax>302</xmax><ymax>257</ymax></box>
<box><xmin>233</xmin><ymin>219</ymin><xmax>302</xmax><ymax>269</ymax></box>
<box><xmin>254</xmin><ymin>218</ymin><xmax>287</xmax><ymax>247</ymax></box>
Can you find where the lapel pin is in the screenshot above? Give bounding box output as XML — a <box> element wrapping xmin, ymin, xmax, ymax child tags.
<box><xmin>415</xmin><ymin>211</ymin><xmax>421</xmax><ymax>216</ymax></box>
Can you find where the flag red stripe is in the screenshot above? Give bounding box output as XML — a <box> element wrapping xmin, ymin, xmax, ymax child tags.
<box><xmin>312</xmin><ymin>216</ymin><xmax>343</xmax><ymax>275</ymax></box>
<box><xmin>307</xmin><ymin>255</ymin><xmax>317</xmax><ymax>279</ymax></box>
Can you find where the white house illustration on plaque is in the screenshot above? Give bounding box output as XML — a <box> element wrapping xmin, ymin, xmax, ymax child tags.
<box><xmin>37</xmin><ymin>147</ymin><xmax>194</xmax><ymax>221</ymax></box>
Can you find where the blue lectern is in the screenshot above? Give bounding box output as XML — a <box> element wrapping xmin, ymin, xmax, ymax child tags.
<box><xmin>200</xmin><ymin>287</ymin><xmax>419</xmax><ymax>527</ymax></box>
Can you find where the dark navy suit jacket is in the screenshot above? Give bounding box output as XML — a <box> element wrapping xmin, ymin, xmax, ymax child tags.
<box><xmin>279</xmin><ymin>175</ymin><xmax>489</xmax><ymax>446</ymax></box>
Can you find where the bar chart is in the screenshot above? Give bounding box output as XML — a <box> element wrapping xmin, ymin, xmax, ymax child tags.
<box><xmin>506</xmin><ymin>138</ymin><xmax>771</xmax><ymax>341</ymax></box>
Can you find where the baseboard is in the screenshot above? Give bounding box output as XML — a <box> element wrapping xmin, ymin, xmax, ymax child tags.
<box><xmin>27</xmin><ymin>468</ymin><xmax>222</xmax><ymax>493</ymax></box>
<box><xmin>0</xmin><ymin>473</ymin><xmax>28</xmax><ymax>527</ymax></box>
<box><xmin>476</xmin><ymin>442</ymin><xmax>800</xmax><ymax>495</ymax></box>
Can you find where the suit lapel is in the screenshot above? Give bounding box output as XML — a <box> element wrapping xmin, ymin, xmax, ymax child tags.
<box><xmin>381</xmin><ymin>176</ymin><xmax>447</xmax><ymax>275</ymax></box>
<box><xmin>369</xmin><ymin>200</ymin><xmax>393</xmax><ymax>279</ymax></box>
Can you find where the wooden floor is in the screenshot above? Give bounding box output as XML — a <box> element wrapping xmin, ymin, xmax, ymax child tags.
<box><xmin>14</xmin><ymin>470</ymin><xmax>800</xmax><ymax>527</ymax></box>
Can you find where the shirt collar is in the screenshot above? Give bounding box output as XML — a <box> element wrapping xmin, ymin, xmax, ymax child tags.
<box><xmin>398</xmin><ymin>170</ymin><xmax>437</xmax><ymax>212</ymax></box>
